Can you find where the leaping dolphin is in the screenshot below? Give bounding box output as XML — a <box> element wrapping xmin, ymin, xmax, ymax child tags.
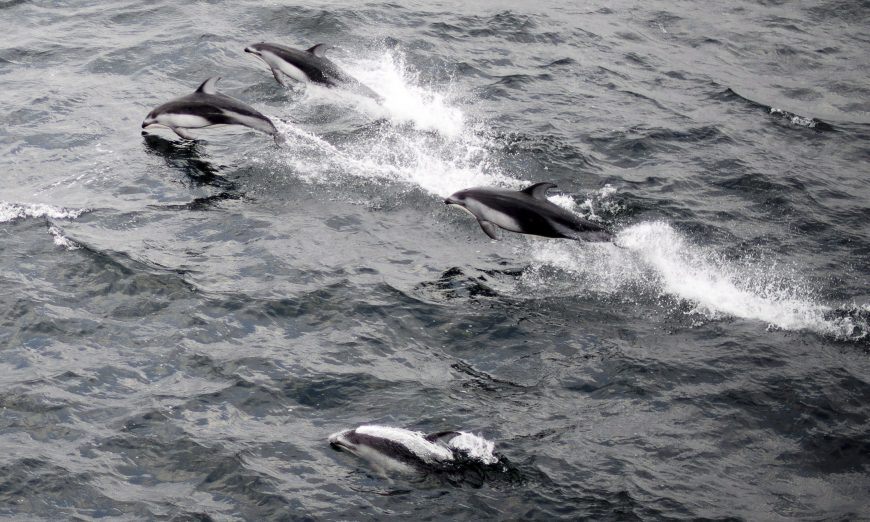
<box><xmin>445</xmin><ymin>182</ymin><xmax>612</xmax><ymax>242</ymax></box>
<box><xmin>142</xmin><ymin>77</ymin><xmax>283</xmax><ymax>145</ymax></box>
<box><xmin>244</xmin><ymin>42</ymin><xmax>382</xmax><ymax>101</ymax></box>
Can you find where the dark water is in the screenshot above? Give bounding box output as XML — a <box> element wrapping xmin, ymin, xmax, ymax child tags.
<box><xmin>2</xmin><ymin>0</ymin><xmax>870</xmax><ymax>519</ymax></box>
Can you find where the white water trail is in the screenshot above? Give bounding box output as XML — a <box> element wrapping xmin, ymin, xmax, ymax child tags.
<box><xmin>269</xmin><ymin>49</ymin><xmax>866</xmax><ymax>341</ymax></box>
<box><xmin>527</xmin><ymin>217</ymin><xmax>866</xmax><ymax>340</ymax></box>
<box><xmin>272</xmin><ymin>49</ymin><xmax>519</xmax><ymax>198</ymax></box>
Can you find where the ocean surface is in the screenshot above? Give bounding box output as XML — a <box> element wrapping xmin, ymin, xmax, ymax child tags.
<box><xmin>2</xmin><ymin>0</ymin><xmax>869</xmax><ymax>519</ymax></box>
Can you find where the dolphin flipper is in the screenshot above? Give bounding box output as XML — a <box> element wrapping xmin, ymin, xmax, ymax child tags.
<box><xmin>271</xmin><ymin>67</ymin><xmax>289</xmax><ymax>87</ymax></box>
<box><xmin>172</xmin><ymin>127</ymin><xmax>197</xmax><ymax>140</ymax></box>
<box><xmin>478</xmin><ymin>220</ymin><xmax>500</xmax><ymax>240</ymax></box>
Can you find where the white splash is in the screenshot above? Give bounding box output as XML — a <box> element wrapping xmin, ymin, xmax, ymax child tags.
<box><xmin>0</xmin><ymin>202</ymin><xmax>89</xmax><ymax>223</ymax></box>
<box><xmin>770</xmin><ymin>107</ymin><xmax>818</xmax><ymax>128</ymax></box>
<box><xmin>47</xmin><ymin>225</ymin><xmax>80</xmax><ymax>250</ymax></box>
<box><xmin>272</xmin><ymin>48</ymin><xmax>519</xmax><ymax>199</ymax></box>
<box><xmin>343</xmin><ymin>52</ymin><xmax>466</xmax><ymax>137</ymax></box>
<box><xmin>448</xmin><ymin>432</ymin><xmax>498</xmax><ymax>465</ymax></box>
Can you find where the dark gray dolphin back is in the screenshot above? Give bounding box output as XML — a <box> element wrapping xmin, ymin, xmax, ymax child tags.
<box><xmin>518</xmin><ymin>183</ymin><xmax>611</xmax><ymax>240</ymax></box>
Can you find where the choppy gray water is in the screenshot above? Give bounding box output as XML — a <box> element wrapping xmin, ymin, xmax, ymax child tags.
<box><xmin>2</xmin><ymin>0</ymin><xmax>869</xmax><ymax>519</ymax></box>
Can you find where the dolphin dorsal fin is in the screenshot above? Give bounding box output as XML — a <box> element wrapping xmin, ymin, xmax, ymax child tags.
<box><xmin>521</xmin><ymin>182</ymin><xmax>557</xmax><ymax>200</ymax></box>
<box><xmin>306</xmin><ymin>43</ymin><xmax>329</xmax><ymax>57</ymax></box>
<box><xmin>196</xmin><ymin>76</ymin><xmax>221</xmax><ymax>94</ymax></box>
<box><xmin>425</xmin><ymin>431</ymin><xmax>460</xmax><ymax>443</ymax></box>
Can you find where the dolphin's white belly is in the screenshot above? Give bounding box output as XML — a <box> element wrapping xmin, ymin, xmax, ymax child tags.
<box><xmin>261</xmin><ymin>50</ymin><xmax>309</xmax><ymax>83</ymax></box>
<box><xmin>158</xmin><ymin>113</ymin><xmax>213</xmax><ymax>129</ymax></box>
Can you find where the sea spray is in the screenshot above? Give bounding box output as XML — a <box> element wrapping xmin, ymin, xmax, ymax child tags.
<box><xmin>272</xmin><ymin>49</ymin><xmax>518</xmax><ymax>197</ymax></box>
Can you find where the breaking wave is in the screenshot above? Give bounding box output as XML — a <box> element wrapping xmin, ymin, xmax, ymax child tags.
<box><xmin>0</xmin><ymin>201</ymin><xmax>89</xmax><ymax>223</ymax></box>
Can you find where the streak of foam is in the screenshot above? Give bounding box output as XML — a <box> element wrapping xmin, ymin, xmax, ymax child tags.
<box><xmin>769</xmin><ymin>107</ymin><xmax>818</xmax><ymax>128</ymax></box>
<box><xmin>272</xmin><ymin>50</ymin><xmax>519</xmax><ymax>198</ymax></box>
<box><xmin>0</xmin><ymin>202</ymin><xmax>89</xmax><ymax>223</ymax></box>
<box><xmin>47</xmin><ymin>225</ymin><xmax>80</xmax><ymax>250</ymax></box>
<box><xmin>524</xmin><ymin>216</ymin><xmax>867</xmax><ymax>341</ymax></box>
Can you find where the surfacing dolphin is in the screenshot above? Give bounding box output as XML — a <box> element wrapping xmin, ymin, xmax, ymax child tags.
<box><xmin>142</xmin><ymin>77</ymin><xmax>283</xmax><ymax>145</ymax></box>
<box><xmin>445</xmin><ymin>182</ymin><xmax>612</xmax><ymax>242</ymax></box>
<box><xmin>244</xmin><ymin>42</ymin><xmax>382</xmax><ymax>101</ymax></box>
<box><xmin>328</xmin><ymin>425</ymin><xmax>498</xmax><ymax>475</ymax></box>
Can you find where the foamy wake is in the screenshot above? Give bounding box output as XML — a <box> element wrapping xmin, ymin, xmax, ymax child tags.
<box><xmin>525</xmin><ymin>218</ymin><xmax>867</xmax><ymax>341</ymax></box>
<box><xmin>268</xmin><ymin>50</ymin><xmax>865</xmax><ymax>341</ymax></box>
<box><xmin>271</xmin><ymin>49</ymin><xmax>518</xmax><ymax>198</ymax></box>
<box><xmin>346</xmin><ymin>52</ymin><xmax>467</xmax><ymax>138</ymax></box>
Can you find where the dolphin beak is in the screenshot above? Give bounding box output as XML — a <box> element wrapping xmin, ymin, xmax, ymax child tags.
<box><xmin>444</xmin><ymin>197</ymin><xmax>455</xmax><ymax>205</ymax></box>
<box><xmin>244</xmin><ymin>47</ymin><xmax>257</xmax><ymax>55</ymax></box>
<box><xmin>328</xmin><ymin>430</ymin><xmax>353</xmax><ymax>452</ymax></box>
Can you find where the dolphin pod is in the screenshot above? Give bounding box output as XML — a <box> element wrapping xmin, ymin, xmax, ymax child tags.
<box><xmin>141</xmin><ymin>42</ymin><xmax>616</xmax><ymax>478</ymax></box>
<box><xmin>142</xmin><ymin>42</ymin><xmax>381</xmax><ymax>145</ymax></box>
<box><xmin>140</xmin><ymin>41</ymin><xmax>613</xmax><ymax>243</ymax></box>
